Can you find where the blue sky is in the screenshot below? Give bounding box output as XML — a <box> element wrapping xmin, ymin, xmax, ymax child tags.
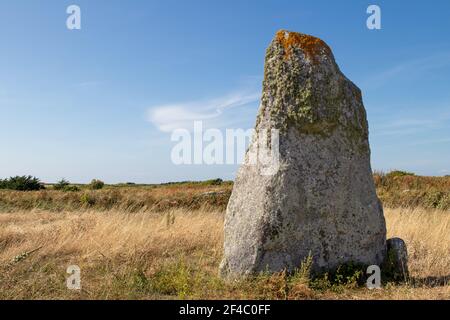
<box><xmin>1</xmin><ymin>0</ymin><xmax>449</xmax><ymax>183</ymax></box>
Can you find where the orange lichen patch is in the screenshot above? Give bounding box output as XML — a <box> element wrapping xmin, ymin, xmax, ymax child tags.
<box><xmin>275</xmin><ymin>30</ymin><xmax>331</xmax><ymax>64</ymax></box>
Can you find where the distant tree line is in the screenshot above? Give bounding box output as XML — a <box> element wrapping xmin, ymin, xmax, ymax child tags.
<box><xmin>0</xmin><ymin>176</ymin><xmax>44</xmax><ymax>191</ymax></box>
<box><xmin>0</xmin><ymin>176</ymin><xmax>105</xmax><ymax>192</ymax></box>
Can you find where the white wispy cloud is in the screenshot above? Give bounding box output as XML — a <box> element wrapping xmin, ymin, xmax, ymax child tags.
<box><xmin>147</xmin><ymin>91</ymin><xmax>260</xmax><ymax>132</ymax></box>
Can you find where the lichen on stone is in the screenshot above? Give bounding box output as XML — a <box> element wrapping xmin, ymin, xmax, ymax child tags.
<box><xmin>275</xmin><ymin>30</ymin><xmax>332</xmax><ymax>64</ymax></box>
<box><xmin>257</xmin><ymin>32</ymin><xmax>369</xmax><ymax>150</ymax></box>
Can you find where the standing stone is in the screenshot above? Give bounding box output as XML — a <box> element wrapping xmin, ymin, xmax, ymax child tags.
<box><xmin>385</xmin><ymin>238</ymin><xmax>409</xmax><ymax>281</ymax></box>
<box><xmin>220</xmin><ymin>30</ymin><xmax>387</xmax><ymax>278</ymax></box>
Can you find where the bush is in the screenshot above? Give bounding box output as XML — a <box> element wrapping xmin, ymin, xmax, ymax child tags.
<box><xmin>423</xmin><ymin>190</ymin><xmax>449</xmax><ymax>210</ymax></box>
<box><xmin>54</xmin><ymin>179</ymin><xmax>80</xmax><ymax>192</ymax></box>
<box><xmin>310</xmin><ymin>263</ymin><xmax>365</xmax><ymax>292</ymax></box>
<box><xmin>0</xmin><ymin>176</ymin><xmax>44</xmax><ymax>191</ymax></box>
<box><xmin>387</xmin><ymin>170</ymin><xmax>415</xmax><ymax>178</ymax></box>
<box><xmin>63</xmin><ymin>185</ymin><xmax>80</xmax><ymax>192</ymax></box>
<box><xmin>204</xmin><ymin>178</ymin><xmax>223</xmax><ymax>186</ymax></box>
<box><xmin>80</xmin><ymin>193</ymin><xmax>96</xmax><ymax>206</ymax></box>
<box><xmin>54</xmin><ymin>179</ymin><xmax>70</xmax><ymax>191</ymax></box>
<box><xmin>89</xmin><ymin>179</ymin><xmax>105</xmax><ymax>190</ymax></box>
<box><xmin>150</xmin><ymin>261</ymin><xmax>192</xmax><ymax>298</ymax></box>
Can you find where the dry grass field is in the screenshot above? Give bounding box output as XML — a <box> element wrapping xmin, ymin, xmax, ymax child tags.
<box><xmin>0</xmin><ymin>204</ymin><xmax>448</xmax><ymax>300</ymax></box>
<box><xmin>0</xmin><ymin>174</ymin><xmax>448</xmax><ymax>300</ymax></box>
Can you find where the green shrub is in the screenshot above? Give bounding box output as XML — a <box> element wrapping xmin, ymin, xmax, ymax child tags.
<box><xmin>387</xmin><ymin>170</ymin><xmax>415</xmax><ymax>178</ymax></box>
<box><xmin>54</xmin><ymin>179</ymin><xmax>80</xmax><ymax>192</ymax></box>
<box><xmin>424</xmin><ymin>190</ymin><xmax>448</xmax><ymax>209</ymax></box>
<box><xmin>0</xmin><ymin>176</ymin><xmax>44</xmax><ymax>191</ymax></box>
<box><xmin>89</xmin><ymin>179</ymin><xmax>105</xmax><ymax>190</ymax></box>
<box><xmin>150</xmin><ymin>261</ymin><xmax>192</xmax><ymax>298</ymax></box>
<box><xmin>204</xmin><ymin>178</ymin><xmax>223</xmax><ymax>186</ymax></box>
<box><xmin>63</xmin><ymin>185</ymin><xmax>80</xmax><ymax>192</ymax></box>
<box><xmin>131</xmin><ymin>269</ymin><xmax>150</xmax><ymax>294</ymax></box>
<box><xmin>80</xmin><ymin>193</ymin><xmax>96</xmax><ymax>206</ymax></box>
<box><xmin>53</xmin><ymin>179</ymin><xmax>70</xmax><ymax>191</ymax></box>
<box><xmin>310</xmin><ymin>263</ymin><xmax>365</xmax><ymax>292</ymax></box>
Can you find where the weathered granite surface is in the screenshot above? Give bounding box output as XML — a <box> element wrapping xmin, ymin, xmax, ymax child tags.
<box><xmin>220</xmin><ymin>30</ymin><xmax>387</xmax><ymax>279</ymax></box>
